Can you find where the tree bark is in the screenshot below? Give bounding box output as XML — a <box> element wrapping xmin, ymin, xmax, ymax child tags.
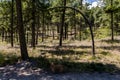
<box><xmin>111</xmin><ymin>0</ymin><xmax>114</xmax><ymax>41</ymax></box>
<box><xmin>74</xmin><ymin>7</ymin><xmax>77</xmax><ymax>39</ymax></box>
<box><xmin>79</xmin><ymin>21</ymin><xmax>82</xmax><ymax>41</ymax></box>
<box><xmin>79</xmin><ymin>0</ymin><xmax>83</xmax><ymax>41</ymax></box>
<box><xmin>36</xmin><ymin>15</ymin><xmax>40</xmax><ymax>45</ymax></box>
<box><xmin>31</xmin><ymin>0</ymin><xmax>36</xmax><ymax>48</ymax></box>
<box><xmin>2</xmin><ymin>28</ymin><xmax>4</xmax><ymax>42</ymax></box>
<box><xmin>59</xmin><ymin>0</ymin><xmax>66</xmax><ymax>46</ymax></box>
<box><xmin>111</xmin><ymin>12</ymin><xmax>114</xmax><ymax>41</ymax></box>
<box><xmin>64</xmin><ymin>23</ymin><xmax>68</xmax><ymax>39</ymax></box>
<box><xmin>10</xmin><ymin>0</ymin><xmax>14</xmax><ymax>47</ymax></box>
<box><xmin>52</xmin><ymin>27</ymin><xmax>55</xmax><ymax>40</ymax></box>
<box><xmin>15</xmin><ymin>0</ymin><xmax>29</xmax><ymax>60</ymax></box>
<box><xmin>42</xmin><ymin>12</ymin><xmax>45</xmax><ymax>42</ymax></box>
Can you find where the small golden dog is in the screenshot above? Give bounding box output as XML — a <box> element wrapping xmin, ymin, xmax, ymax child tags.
<box><xmin>50</xmin><ymin>62</ymin><xmax>64</xmax><ymax>73</ymax></box>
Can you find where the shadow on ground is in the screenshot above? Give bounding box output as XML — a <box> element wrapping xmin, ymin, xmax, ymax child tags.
<box><xmin>40</xmin><ymin>49</ymin><xmax>89</xmax><ymax>56</ymax></box>
<box><xmin>31</xmin><ymin>56</ymin><xmax>120</xmax><ymax>73</ymax></box>
<box><xmin>97</xmin><ymin>46</ymin><xmax>120</xmax><ymax>51</ymax></box>
<box><xmin>36</xmin><ymin>45</ymin><xmax>92</xmax><ymax>49</ymax></box>
<box><xmin>0</xmin><ymin>55</ymin><xmax>120</xmax><ymax>80</ymax></box>
<box><xmin>101</xmin><ymin>39</ymin><xmax>120</xmax><ymax>44</ymax></box>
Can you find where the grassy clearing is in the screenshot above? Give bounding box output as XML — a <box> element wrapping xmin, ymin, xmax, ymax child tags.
<box><xmin>0</xmin><ymin>37</ymin><xmax>120</xmax><ymax>73</ymax></box>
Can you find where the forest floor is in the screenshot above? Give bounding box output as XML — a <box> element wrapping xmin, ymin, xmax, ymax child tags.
<box><xmin>0</xmin><ymin>36</ymin><xmax>120</xmax><ymax>80</ymax></box>
<box><xmin>0</xmin><ymin>61</ymin><xmax>120</xmax><ymax>80</ymax></box>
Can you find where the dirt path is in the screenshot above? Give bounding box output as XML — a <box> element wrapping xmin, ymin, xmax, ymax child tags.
<box><xmin>0</xmin><ymin>61</ymin><xmax>120</xmax><ymax>80</ymax></box>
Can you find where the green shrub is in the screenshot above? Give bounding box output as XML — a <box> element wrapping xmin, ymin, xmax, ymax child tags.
<box><xmin>95</xmin><ymin>27</ymin><xmax>110</xmax><ymax>39</ymax></box>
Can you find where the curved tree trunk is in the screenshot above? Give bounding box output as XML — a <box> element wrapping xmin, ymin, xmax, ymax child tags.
<box><xmin>49</xmin><ymin>7</ymin><xmax>95</xmax><ymax>56</ymax></box>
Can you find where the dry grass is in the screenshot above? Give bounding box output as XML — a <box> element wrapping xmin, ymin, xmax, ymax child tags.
<box><xmin>0</xmin><ymin>37</ymin><xmax>120</xmax><ymax>72</ymax></box>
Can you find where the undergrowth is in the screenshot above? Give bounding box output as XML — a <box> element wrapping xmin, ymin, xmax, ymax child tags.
<box><xmin>0</xmin><ymin>52</ymin><xmax>19</xmax><ymax>66</ymax></box>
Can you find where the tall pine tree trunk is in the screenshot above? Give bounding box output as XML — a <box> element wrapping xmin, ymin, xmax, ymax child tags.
<box><xmin>42</xmin><ymin>12</ymin><xmax>45</xmax><ymax>42</ymax></box>
<box><xmin>15</xmin><ymin>0</ymin><xmax>29</xmax><ymax>60</ymax></box>
<box><xmin>74</xmin><ymin>7</ymin><xmax>77</xmax><ymax>39</ymax></box>
<box><xmin>64</xmin><ymin>23</ymin><xmax>68</xmax><ymax>39</ymax></box>
<box><xmin>36</xmin><ymin>15</ymin><xmax>40</xmax><ymax>45</ymax></box>
<box><xmin>111</xmin><ymin>0</ymin><xmax>114</xmax><ymax>41</ymax></box>
<box><xmin>31</xmin><ymin>0</ymin><xmax>36</xmax><ymax>48</ymax></box>
<box><xmin>2</xmin><ymin>28</ymin><xmax>4</xmax><ymax>42</ymax></box>
<box><xmin>10</xmin><ymin>0</ymin><xmax>14</xmax><ymax>47</ymax></box>
<box><xmin>79</xmin><ymin>0</ymin><xmax>83</xmax><ymax>41</ymax></box>
<box><xmin>59</xmin><ymin>0</ymin><xmax>66</xmax><ymax>46</ymax></box>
